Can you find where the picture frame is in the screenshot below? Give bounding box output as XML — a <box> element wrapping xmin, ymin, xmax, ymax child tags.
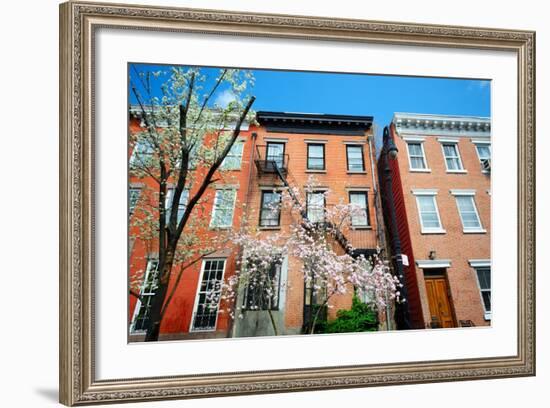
<box><xmin>59</xmin><ymin>1</ymin><xmax>536</xmax><ymax>405</ymax></box>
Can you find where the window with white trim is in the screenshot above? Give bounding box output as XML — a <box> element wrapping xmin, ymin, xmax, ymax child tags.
<box><xmin>210</xmin><ymin>189</ymin><xmax>236</xmax><ymax>228</ymax></box>
<box><xmin>165</xmin><ymin>188</ymin><xmax>189</xmax><ymax>224</ymax></box>
<box><xmin>129</xmin><ymin>188</ymin><xmax>141</xmax><ymax>216</ymax></box>
<box><xmin>221</xmin><ymin>141</ymin><xmax>244</xmax><ymax>170</ymax></box>
<box><xmin>415</xmin><ymin>193</ymin><xmax>444</xmax><ymax>233</ymax></box>
<box><xmin>349</xmin><ymin>191</ymin><xmax>370</xmax><ymax>227</ymax></box>
<box><xmin>130</xmin><ymin>140</ymin><xmax>154</xmax><ymax>167</ymax></box>
<box><xmin>191</xmin><ymin>259</ymin><xmax>226</xmax><ymax>331</ymax></box>
<box><xmin>346</xmin><ymin>145</ymin><xmax>365</xmax><ymax>172</ymax></box>
<box><xmin>475</xmin><ymin>143</ymin><xmax>491</xmax><ymax>172</ymax></box>
<box><xmin>306</xmin><ymin>192</ymin><xmax>325</xmax><ymax>223</ymax></box>
<box><xmin>131</xmin><ymin>259</ymin><xmax>159</xmax><ymax>333</ymax></box>
<box><xmin>307</xmin><ymin>144</ymin><xmax>325</xmax><ymax>170</ymax></box>
<box><xmin>441</xmin><ymin>142</ymin><xmax>464</xmax><ymax>171</ymax></box>
<box><xmin>407</xmin><ymin>142</ymin><xmax>428</xmax><ymax>170</ymax></box>
<box><xmin>475</xmin><ymin>266</ymin><xmax>491</xmax><ymax>319</ymax></box>
<box><xmin>455</xmin><ymin>195</ymin><xmax>484</xmax><ymax>232</ymax></box>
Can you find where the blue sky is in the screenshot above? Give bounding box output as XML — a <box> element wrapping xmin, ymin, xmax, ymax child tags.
<box><xmin>129</xmin><ymin>63</ymin><xmax>490</xmax><ymax>143</ymax></box>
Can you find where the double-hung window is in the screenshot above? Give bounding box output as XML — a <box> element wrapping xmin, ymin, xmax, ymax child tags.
<box><xmin>413</xmin><ymin>190</ymin><xmax>445</xmax><ymax>233</ymax></box>
<box><xmin>165</xmin><ymin>188</ymin><xmax>189</xmax><ymax>224</ymax></box>
<box><xmin>307</xmin><ymin>144</ymin><xmax>325</xmax><ymax>170</ymax></box>
<box><xmin>191</xmin><ymin>259</ymin><xmax>226</xmax><ymax>331</ymax></box>
<box><xmin>221</xmin><ymin>141</ymin><xmax>244</xmax><ymax>170</ymax></box>
<box><xmin>130</xmin><ymin>140</ymin><xmax>154</xmax><ymax>167</ymax></box>
<box><xmin>406</xmin><ymin>141</ymin><xmax>428</xmax><ymax>171</ymax></box>
<box><xmin>474</xmin><ymin>142</ymin><xmax>491</xmax><ymax>172</ymax></box>
<box><xmin>129</xmin><ymin>188</ymin><xmax>141</xmax><ymax>216</ymax></box>
<box><xmin>306</xmin><ymin>191</ymin><xmax>325</xmax><ymax>223</ymax></box>
<box><xmin>131</xmin><ymin>259</ymin><xmax>160</xmax><ymax>333</ymax></box>
<box><xmin>244</xmin><ymin>260</ymin><xmax>282</xmax><ymax>311</ymax></box>
<box><xmin>451</xmin><ymin>190</ymin><xmax>485</xmax><ymax>233</ymax></box>
<box><xmin>210</xmin><ymin>189</ymin><xmax>237</xmax><ymax>228</ymax></box>
<box><xmin>441</xmin><ymin>141</ymin><xmax>465</xmax><ymax>172</ymax></box>
<box><xmin>259</xmin><ymin>191</ymin><xmax>282</xmax><ymax>227</ymax></box>
<box><xmin>349</xmin><ymin>191</ymin><xmax>370</xmax><ymax>227</ymax></box>
<box><xmin>265</xmin><ymin>142</ymin><xmax>285</xmax><ymax>170</ymax></box>
<box><xmin>469</xmin><ymin>260</ymin><xmax>491</xmax><ymax>320</ymax></box>
<box><xmin>346</xmin><ymin>145</ymin><xmax>365</xmax><ymax>172</ymax></box>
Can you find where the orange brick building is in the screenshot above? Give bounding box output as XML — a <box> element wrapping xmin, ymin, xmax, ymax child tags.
<box><xmin>379</xmin><ymin>113</ymin><xmax>491</xmax><ymax>329</ymax></box>
<box><xmin>128</xmin><ymin>110</ymin><xmax>384</xmax><ymax>341</ymax></box>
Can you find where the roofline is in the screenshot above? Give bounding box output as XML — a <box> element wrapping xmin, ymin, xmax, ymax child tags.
<box><xmin>257</xmin><ymin>111</ymin><xmax>374</xmax><ymax>125</ymax></box>
<box><xmin>392</xmin><ymin>112</ymin><xmax>491</xmax><ymax>123</ymax></box>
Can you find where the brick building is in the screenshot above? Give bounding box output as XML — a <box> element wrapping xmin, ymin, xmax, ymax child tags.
<box><xmin>379</xmin><ymin>113</ymin><xmax>491</xmax><ymax>329</ymax></box>
<box><xmin>128</xmin><ymin>110</ymin><xmax>384</xmax><ymax>341</ymax></box>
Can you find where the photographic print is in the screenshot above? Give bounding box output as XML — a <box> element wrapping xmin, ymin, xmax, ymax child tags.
<box><xmin>127</xmin><ymin>64</ymin><xmax>491</xmax><ymax>342</ymax></box>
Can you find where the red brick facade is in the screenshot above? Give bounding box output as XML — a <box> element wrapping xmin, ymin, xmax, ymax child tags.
<box><xmin>380</xmin><ymin>114</ymin><xmax>491</xmax><ymax>329</ymax></box>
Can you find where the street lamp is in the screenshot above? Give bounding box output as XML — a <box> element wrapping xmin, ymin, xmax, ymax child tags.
<box><xmin>382</xmin><ymin>126</ymin><xmax>412</xmax><ymax>330</ymax></box>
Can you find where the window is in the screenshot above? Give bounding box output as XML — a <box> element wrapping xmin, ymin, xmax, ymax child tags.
<box><xmin>131</xmin><ymin>259</ymin><xmax>159</xmax><ymax>332</ymax></box>
<box><xmin>414</xmin><ymin>193</ymin><xmax>444</xmax><ymax>233</ymax></box>
<box><xmin>191</xmin><ymin>259</ymin><xmax>226</xmax><ymax>331</ymax></box>
<box><xmin>266</xmin><ymin>142</ymin><xmax>285</xmax><ymax>170</ymax></box>
<box><xmin>306</xmin><ymin>192</ymin><xmax>325</xmax><ymax>223</ymax></box>
<box><xmin>407</xmin><ymin>142</ymin><xmax>428</xmax><ymax>170</ymax></box>
<box><xmin>346</xmin><ymin>145</ymin><xmax>365</xmax><ymax>172</ymax></box>
<box><xmin>259</xmin><ymin>191</ymin><xmax>282</xmax><ymax>227</ymax></box>
<box><xmin>441</xmin><ymin>142</ymin><xmax>464</xmax><ymax>171</ymax></box>
<box><xmin>475</xmin><ymin>266</ymin><xmax>491</xmax><ymax>319</ymax></box>
<box><xmin>129</xmin><ymin>188</ymin><xmax>141</xmax><ymax>216</ymax></box>
<box><xmin>454</xmin><ymin>194</ymin><xmax>484</xmax><ymax>232</ymax></box>
<box><xmin>307</xmin><ymin>144</ymin><xmax>325</xmax><ymax>170</ymax></box>
<box><xmin>349</xmin><ymin>191</ymin><xmax>370</xmax><ymax>227</ymax></box>
<box><xmin>130</xmin><ymin>140</ymin><xmax>154</xmax><ymax>167</ymax></box>
<box><xmin>221</xmin><ymin>141</ymin><xmax>244</xmax><ymax>170</ymax></box>
<box><xmin>210</xmin><ymin>189</ymin><xmax>236</xmax><ymax>228</ymax></box>
<box><xmin>475</xmin><ymin>143</ymin><xmax>491</xmax><ymax>172</ymax></box>
<box><xmin>244</xmin><ymin>260</ymin><xmax>282</xmax><ymax>310</ymax></box>
<box><xmin>165</xmin><ymin>188</ymin><xmax>189</xmax><ymax>224</ymax></box>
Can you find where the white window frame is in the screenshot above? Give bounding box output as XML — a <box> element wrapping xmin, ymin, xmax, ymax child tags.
<box><xmin>221</xmin><ymin>140</ymin><xmax>244</xmax><ymax>170</ymax></box>
<box><xmin>473</xmin><ymin>140</ymin><xmax>491</xmax><ymax>173</ymax></box>
<box><xmin>450</xmin><ymin>190</ymin><xmax>486</xmax><ymax>233</ymax></box>
<box><xmin>439</xmin><ymin>138</ymin><xmax>466</xmax><ymax>173</ymax></box>
<box><xmin>469</xmin><ymin>259</ymin><xmax>491</xmax><ymax>320</ymax></box>
<box><xmin>348</xmin><ymin>191</ymin><xmax>370</xmax><ymax>227</ymax></box>
<box><xmin>130</xmin><ymin>258</ymin><xmax>160</xmax><ymax>334</ymax></box>
<box><xmin>165</xmin><ymin>188</ymin><xmax>189</xmax><ymax>224</ymax></box>
<box><xmin>412</xmin><ymin>189</ymin><xmax>446</xmax><ymax>234</ymax></box>
<box><xmin>210</xmin><ymin>189</ymin><xmax>237</xmax><ymax>228</ymax></box>
<box><xmin>403</xmin><ymin>137</ymin><xmax>430</xmax><ymax>172</ymax></box>
<box><xmin>129</xmin><ymin>187</ymin><xmax>141</xmax><ymax>216</ymax></box>
<box><xmin>189</xmin><ymin>258</ymin><xmax>227</xmax><ymax>332</ymax></box>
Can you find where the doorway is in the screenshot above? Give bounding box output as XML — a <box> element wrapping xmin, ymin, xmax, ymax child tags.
<box><xmin>424</xmin><ymin>269</ymin><xmax>456</xmax><ymax>328</ymax></box>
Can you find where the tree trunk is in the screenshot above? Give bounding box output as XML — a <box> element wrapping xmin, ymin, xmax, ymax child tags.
<box><xmin>144</xmin><ymin>251</ymin><xmax>175</xmax><ymax>342</ymax></box>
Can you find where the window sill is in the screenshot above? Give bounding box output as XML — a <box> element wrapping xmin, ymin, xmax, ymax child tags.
<box><xmin>306</xmin><ymin>169</ymin><xmax>326</xmax><ymax>173</ymax></box>
<box><xmin>463</xmin><ymin>228</ymin><xmax>487</xmax><ymax>234</ymax></box>
<box><xmin>259</xmin><ymin>226</ymin><xmax>281</xmax><ymax>230</ymax></box>
<box><xmin>421</xmin><ymin>229</ymin><xmax>447</xmax><ymax>234</ymax></box>
<box><xmin>484</xmin><ymin>312</ymin><xmax>492</xmax><ymax>321</ymax></box>
<box><xmin>189</xmin><ymin>328</ymin><xmax>217</xmax><ymax>333</ymax></box>
<box><xmin>347</xmin><ymin>171</ymin><xmax>367</xmax><ymax>174</ymax></box>
<box><xmin>351</xmin><ymin>225</ymin><xmax>372</xmax><ymax>230</ymax></box>
<box><xmin>220</xmin><ymin>168</ymin><xmax>242</xmax><ymax>172</ymax></box>
<box><xmin>409</xmin><ymin>168</ymin><xmax>432</xmax><ymax>173</ymax></box>
<box><xmin>446</xmin><ymin>169</ymin><xmax>468</xmax><ymax>174</ymax></box>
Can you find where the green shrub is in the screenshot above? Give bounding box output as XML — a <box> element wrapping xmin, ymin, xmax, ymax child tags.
<box><xmin>324</xmin><ymin>296</ymin><xmax>378</xmax><ymax>333</ymax></box>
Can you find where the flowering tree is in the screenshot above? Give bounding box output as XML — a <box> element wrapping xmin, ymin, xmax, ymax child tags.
<box><xmin>211</xmin><ymin>177</ymin><xmax>402</xmax><ymax>336</ymax></box>
<box><xmin>128</xmin><ymin>64</ymin><xmax>256</xmax><ymax>341</ymax></box>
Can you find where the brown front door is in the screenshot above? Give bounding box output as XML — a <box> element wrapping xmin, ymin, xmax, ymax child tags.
<box><xmin>424</xmin><ymin>273</ymin><xmax>455</xmax><ymax>328</ymax></box>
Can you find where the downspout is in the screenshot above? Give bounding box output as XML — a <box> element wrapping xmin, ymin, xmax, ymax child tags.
<box><xmin>367</xmin><ymin>128</ymin><xmax>392</xmax><ymax>331</ymax></box>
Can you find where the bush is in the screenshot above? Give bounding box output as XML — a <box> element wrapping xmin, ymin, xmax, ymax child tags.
<box><xmin>324</xmin><ymin>296</ymin><xmax>378</xmax><ymax>333</ymax></box>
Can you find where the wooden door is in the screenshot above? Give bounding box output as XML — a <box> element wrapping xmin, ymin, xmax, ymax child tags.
<box><xmin>425</xmin><ymin>276</ymin><xmax>455</xmax><ymax>328</ymax></box>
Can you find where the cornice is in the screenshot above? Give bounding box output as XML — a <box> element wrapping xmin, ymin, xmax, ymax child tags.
<box><xmin>393</xmin><ymin>113</ymin><xmax>491</xmax><ymax>138</ymax></box>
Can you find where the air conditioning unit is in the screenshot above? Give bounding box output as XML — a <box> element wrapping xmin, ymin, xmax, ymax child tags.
<box><xmin>480</xmin><ymin>158</ymin><xmax>491</xmax><ymax>172</ymax></box>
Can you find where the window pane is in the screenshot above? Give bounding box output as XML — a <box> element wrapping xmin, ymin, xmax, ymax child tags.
<box><xmin>443</xmin><ymin>143</ymin><xmax>463</xmax><ymax>170</ymax></box>
<box><xmin>221</xmin><ymin>141</ymin><xmax>244</xmax><ymax>169</ymax></box>
<box><xmin>417</xmin><ymin>196</ymin><xmax>441</xmax><ymax>229</ymax></box>
<box><xmin>418</xmin><ymin>196</ymin><xmax>436</xmax><ymax>212</ymax></box>
<box><xmin>308</xmin><ymin>145</ymin><xmax>324</xmax><ymax>169</ymax></box>
<box><xmin>129</xmin><ymin>188</ymin><xmax>141</xmax><ymax>215</ymax></box>
<box><xmin>410</xmin><ymin>157</ymin><xmax>425</xmax><ymax>169</ymax></box>
<box><xmin>456</xmin><ymin>196</ymin><xmax>481</xmax><ymax>229</ymax></box>
<box><xmin>193</xmin><ymin>259</ymin><xmax>225</xmax><ymax>330</ymax></box>
<box><xmin>408</xmin><ymin>143</ymin><xmax>422</xmax><ymax>156</ymax></box>
<box><xmin>307</xmin><ymin>192</ymin><xmax>325</xmax><ymax>222</ymax></box>
<box><xmin>347</xmin><ymin>146</ymin><xmax>364</xmax><ymax>171</ymax></box>
<box><xmin>260</xmin><ymin>191</ymin><xmax>281</xmax><ymax>226</ymax></box>
<box><xmin>266</xmin><ymin>143</ymin><xmax>284</xmax><ymax>168</ymax></box>
<box><xmin>350</xmin><ymin>192</ymin><xmax>369</xmax><ymax>226</ymax></box>
<box><xmin>476</xmin><ymin>145</ymin><xmax>491</xmax><ymax>160</ymax></box>
<box><xmin>211</xmin><ymin>190</ymin><xmax>236</xmax><ymax>227</ymax></box>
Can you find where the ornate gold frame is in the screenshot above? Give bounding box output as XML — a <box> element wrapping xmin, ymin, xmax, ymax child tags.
<box><xmin>59</xmin><ymin>1</ymin><xmax>536</xmax><ymax>405</ymax></box>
